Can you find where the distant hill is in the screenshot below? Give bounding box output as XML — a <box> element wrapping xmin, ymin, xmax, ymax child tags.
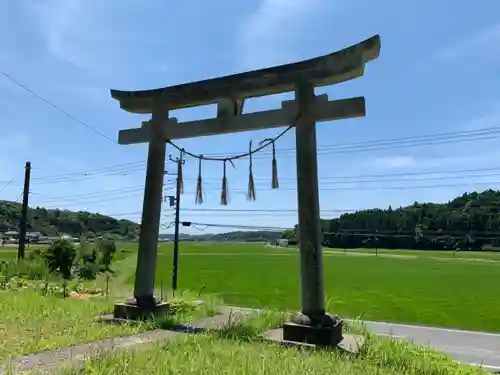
<box><xmin>282</xmin><ymin>189</ymin><xmax>500</xmax><ymax>251</ymax></box>
<box><xmin>0</xmin><ymin>200</ymin><xmax>282</xmax><ymax>242</ymax></box>
<box><xmin>0</xmin><ymin>200</ymin><xmax>140</xmax><ymax>240</ymax></box>
<box><xmin>159</xmin><ymin>230</ymin><xmax>282</xmax><ymax>242</ymax></box>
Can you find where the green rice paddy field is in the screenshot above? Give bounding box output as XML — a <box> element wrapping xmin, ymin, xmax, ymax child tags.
<box><xmin>2</xmin><ymin>242</ymin><xmax>500</xmax><ymax>332</ymax></box>
<box><xmin>148</xmin><ymin>242</ymin><xmax>500</xmax><ymax>332</ymax></box>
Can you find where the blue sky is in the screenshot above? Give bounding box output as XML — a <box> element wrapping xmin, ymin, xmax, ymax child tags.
<box><xmin>1</xmin><ymin>0</ymin><xmax>500</xmax><ymax>234</ymax></box>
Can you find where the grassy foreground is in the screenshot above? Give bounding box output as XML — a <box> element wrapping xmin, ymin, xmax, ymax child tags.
<box><xmin>0</xmin><ymin>288</ymin><xmax>217</xmax><ymax>359</ymax></box>
<box><xmin>0</xmin><ymin>291</ymin><xmax>144</xmax><ymax>358</ymax></box>
<box><xmin>1</xmin><ymin>288</ymin><xmax>486</xmax><ymax>375</ymax></box>
<box><xmin>145</xmin><ymin>242</ymin><xmax>500</xmax><ymax>332</ymax></box>
<box><xmin>57</xmin><ymin>314</ymin><xmax>487</xmax><ymax>375</ymax></box>
<box><xmin>0</xmin><ymin>243</ymin><xmax>492</xmax><ymax>374</ymax></box>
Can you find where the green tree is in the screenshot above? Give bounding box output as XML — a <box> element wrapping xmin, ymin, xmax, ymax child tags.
<box><xmin>44</xmin><ymin>239</ymin><xmax>77</xmax><ymax>279</ymax></box>
<box><xmin>97</xmin><ymin>239</ymin><xmax>117</xmax><ymax>272</ymax></box>
<box><xmin>317</xmin><ymin>189</ymin><xmax>500</xmax><ymax>251</ymax></box>
<box><xmin>76</xmin><ymin>240</ymin><xmax>100</xmax><ymax>280</ymax></box>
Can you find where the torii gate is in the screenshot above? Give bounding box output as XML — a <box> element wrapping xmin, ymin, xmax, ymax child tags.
<box><xmin>111</xmin><ymin>35</ymin><xmax>381</xmax><ymax>346</ymax></box>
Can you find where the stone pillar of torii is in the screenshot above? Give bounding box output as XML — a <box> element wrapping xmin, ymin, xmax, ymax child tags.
<box><xmin>110</xmin><ymin>35</ymin><xmax>381</xmax><ymax>346</ymax></box>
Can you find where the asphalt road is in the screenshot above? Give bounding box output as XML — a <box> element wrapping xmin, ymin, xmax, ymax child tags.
<box><xmin>226</xmin><ymin>306</ymin><xmax>500</xmax><ymax>371</ymax></box>
<box><xmin>358</xmin><ymin>320</ymin><xmax>500</xmax><ymax>372</ymax></box>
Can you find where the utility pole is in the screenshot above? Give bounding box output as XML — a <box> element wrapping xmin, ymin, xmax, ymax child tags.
<box><xmin>169</xmin><ymin>154</ymin><xmax>185</xmax><ymax>292</ymax></box>
<box><xmin>18</xmin><ymin>161</ymin><xmax>31</xmax><ymax>260</ymax></box>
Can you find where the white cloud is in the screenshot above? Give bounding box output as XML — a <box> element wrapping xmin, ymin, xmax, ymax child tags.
<box><xmin>25</xmin><ymin>0</ymin><xmax>125</xmax><ymax>71</ymax></box>
<box><xmin>22</xmin><ymin>0</ymin><xmax>173</xmax><ymax>78</ymax></box>
<box><xmin>235</xmin><ymin>0</ymin><xmax>335</xmax><ymax>70</ymax></box>
<box><xmin>371</xmin><ymin>150</ymin><xmax>500</xmax><ymax>172</ymax></box>
<box><xmin>433</xmin><ymin>22</ymin><xmax>500</xmax><ymax>63</ymax></box>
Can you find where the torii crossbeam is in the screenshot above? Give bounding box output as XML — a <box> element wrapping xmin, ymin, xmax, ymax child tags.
<box><xmin>111</xmin><ymin>35</ymin><xmax>381</xmax><ymax>346</ymax></box>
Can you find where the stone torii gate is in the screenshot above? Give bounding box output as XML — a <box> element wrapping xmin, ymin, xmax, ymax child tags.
<box><xmin>111</xmin><ymin>35</ymin><xmax>381</xmax><ymax>346</ymax></box>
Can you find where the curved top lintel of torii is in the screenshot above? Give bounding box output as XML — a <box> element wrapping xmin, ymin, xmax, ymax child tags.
<box><xmin>110</xmin><ymin>34</ymin><xmax>381</xmax><ymax>115</ymax></box>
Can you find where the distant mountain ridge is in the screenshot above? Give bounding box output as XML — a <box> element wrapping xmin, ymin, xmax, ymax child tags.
<box><xmin>6</xmin><ymin>190</ymin><xmax>499</xmax><ymax>249</ymax></box>
<box><xmin>0</xmin><ymin>200</ymin><xmax>140</xmax><ymax>240</ymax></box>
<box><xmin>0</xmin><ymin>200</ymin><xmax>283</xmax><ymax>242</ymax></box>
<box><xmin>158</xmin><ymin>230</ymin><xmax>282</xmax><ymax>242</ymax></box>
<box><xmin>282</xmin><ymin>189</ymin><xmax>500</xmax><ymax>251</ymax></box>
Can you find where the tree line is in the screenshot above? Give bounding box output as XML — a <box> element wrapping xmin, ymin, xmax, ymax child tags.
<box><xmin>282</xmin><ymin>190</ymin><xmax>500</xmax><ymax>251</ymax></box>
<box><xmin>0</xmin><ymin>200</ymin><xmax>139</xmax><ymax>240</ymax></box>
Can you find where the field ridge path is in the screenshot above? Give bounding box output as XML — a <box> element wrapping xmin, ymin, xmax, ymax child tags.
<box><xmin>0</xmin><ymin>310</ymin><xmax>248</xmax><ymax>375</ymax></box>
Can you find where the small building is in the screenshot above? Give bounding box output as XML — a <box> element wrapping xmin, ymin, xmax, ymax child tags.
<box><xmin>4</xmin><ymin>230</ymin><xmax>19</xmax><ymax>238</ymax></box>
<box><xmin>278</xmin><ymin>239</ymin><xmax>289</xmax><ymax>247</ymax></box>
<box><xmin>27</xmin><ymin>232</ymin><xmax>41</xmax><ymax>242</ymax></box>
<box><xmin>482</xmin><ymin>244</ymin><xmax>500</xmax><ymax>252</ymax></box>
<box><xmin>3</xmin><ymin>231</ymin><xmax>19</xmax><ymax>242</ymax></box>
<box><xmin>37</xmin><ymin>236</ymin><xmax>50</xmax><ymax>244</ymax></box>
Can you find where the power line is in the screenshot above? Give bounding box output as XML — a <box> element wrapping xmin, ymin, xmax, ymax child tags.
<box><xmin>30</xmin><ymin>162</ymin><xmax>146</xmax><ymax>185</ymax></box>
<box><xmin>181</xmin><ymin>208</ymin><xmax>343</xmax><ymax>213</ymax></box>
<box><xmin>180</xmin><ymin>213</ymin><xmax>299</xmax><ymax>218</ymax></box>
<box><xmin>180</xmin><ymin>221</ymin><xmax>292</xmax><ymax>231</ymax></box>
<box><xmin>32</xmin><ymin>187</ymin><xmax>176</xmax><ymax>207</ymax></box>
<box><xmin>0</xmin><ymin>69</ymin><xmax>117</xmax><ymax>144</ymax></box>
<box><xmin>19</xmin><ymin>161</ymin><xmax>498</xmax><ymax>186</ymax></box>
<box><xmin>181</xmin><ymin>166</ymin><xmax>500</xmax><ymax>182</ymax></box>
<box><xmin>30</xmin><ymin>165</ymin><xmax>500</xmax><ymax>185</ymax></box>
<box><xmin>194</xmin><ymin>125</ymin><xmax>500</xmax><ymax>159</ymax></box>
<box><xmin>180</xmin><ymin>180</ymin><xmax>500</xmax><ymax>192</ymax></box>
<box><xmin>95</xmin><ymin>211</ymin><xmax>143</xmax><ymax>218</ymax></box>
<box><xmin>32</xmin><ymin>185</ymin><xmax>145</xmax><ymax>200</ymax></box>
<box><xmin>2</xmin><ymin>126</ymin><xmax>498</xmax><ymax>185</ymax></box>
<box><xmin>31</xmin><ymin>160</ymin><xmax>146</xmax><ymax>177</ymax></box>
<box><xmin>3</xmin><ymin>168</ymin><xmax>500</xmax><ymax>189</ymax></box>
<box><xmin>323</xmin><ymin>231</ymin><xmax>500</xmax><ymax>242</ymax></box>
<box><xmin>327</xmin><ymin>228</ymin><xmax>500</xmax><ymax>237</ymax></box>
<box><xmin>194</xmin><ymin>172</ymin><xmax>500</xmax><ymax>186</ymax></box>
<box><xmin>36</xmin><ymin>193</ymin><xmax>144</xmax><ymax>207</ymax></box>
<box><xmin>3</xmin><ymin>67</ymin><xmax>500</xmax><ymax>178</ymax></box>
<box><xmin>4</xmin><ymin>156</ymin><xmax>500</xmax><ymax>189</ymax></box>
<box><xmin>14</xmin><ymin>203</ymin><xmax>500</xmax><ymax>220</ymax></box>
<box><xmin>0</xmin><ymin>175</ymin><xmax>16</xmax><ymax>194</ymax></box>
<box><xmin>14</xmin><ymin>191</ymin><xmax>24</xmax><ymax>202</ymax></box>
<box><xmin>5</xmin><ymin>162</ymin><xmax>500</xmax><ymax>192</ymax></box>
<box><xmin>178</xmin><ymin>211</ymin><xmax>497</xmax><ymax>219</ymax></box>
<box><xmin>26</xmin><ymin>182</ymin><xmax>497</xmax><ymax>212</ymax></box>
<box><xmin>178</xmin><ymin>206</ymin><xmax>500</xmax><ymax>213</ymax></box>
<box><xmin>0</xmin><ymin>162</ymin><xmax>146</xmax><ymax>186</ymax></box>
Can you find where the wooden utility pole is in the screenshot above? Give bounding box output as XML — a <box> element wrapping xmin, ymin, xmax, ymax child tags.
<box><xmin>169</xmin><ymin>154</ymin><xmax>185</xmax><ymax>292</ymax></box>
<box><xmin>18</xmin><ymin>161</ymin><xmax>31</xmax><ymax>260</ymax></box>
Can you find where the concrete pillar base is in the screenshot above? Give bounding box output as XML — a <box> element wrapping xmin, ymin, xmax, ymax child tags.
<box><xmin>282</xmin><ymin>312</ymin><xmax>344</xmax><ymax>346</ymax></box>
<box><xmin>113</xmin><ymin>296</ymin><xmax>170</xmax><ymax>321</ymax></box>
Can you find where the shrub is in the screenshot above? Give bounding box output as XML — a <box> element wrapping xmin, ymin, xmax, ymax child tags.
<box><xmin>76</xmin><ymin>239</ymin><xmax>100</xmax><ymax>280</ymax></box>
<box><xmin>44</xmin><ymin>239</ymin><xmax>77</xmax><ymax>280</ymax></box>
<box><xmin>0</xmin><ymin>259</ymin><xmax>50</xmax><ymax>281</ymax></box>
<box><xmin>96</xmin><ymin>238</ymin><xmax>117</xmax><ymax>272</ymax></box>
<box><xmin>27</xmin><ymin>247</ymin><xmax>47</xmax><ymax>261</ymax></box>
<box><xmin>77</xmin><ymin>260</ymin><xmax>100</xmax><ymax>280</ymax></box>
